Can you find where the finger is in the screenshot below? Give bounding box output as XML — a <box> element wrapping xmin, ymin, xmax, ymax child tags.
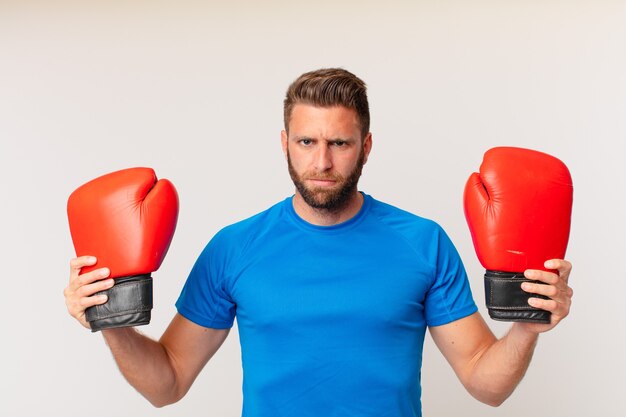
<box><xmin>65</xmin><ymin>279</ymin><xmax>112</xmax><ymax>320</ymax></box>
<box><xmin>524</xmin><ymin>269</ymin><xmax>560</xmax><ymax>286</ymax></box>
<box><xmin>544</xmin><ymin>259</ymin><xmax>572</xmax><ymax>282</ymax></box>
<box><xmin>69</xmin><ymin>256</ymin><xmax>97</xmax><ymax>277</ymax></box>
<box><xmin>79</xmin><ymin>292</ymin><xmax>109</xmax><ymax>309</ymax></box>
<box><xmin>521</xmin><ymin>281</ymin><xmax>560</xmax><ymax>299</ymax></box>
<box><xmin>72</xmin><ymin>267</ymin><xmax>110</xmax><ymax>289</ymax></box>
<box><xmin>528</xmin><ymin>297</ymin><xmax>558</xmax><ymax>313</ymax></box>
<box><xmin>78</xmin><ymin>277</ymin><xmax>114</xmax><ymax>298</ymax></box>
<box><xmin>64</xmin><ymin>289</ymin><xmax>107</xmax><ymax>322</ymax></box>
<box><xmin>70</xmin><ymin>255</ymin><xmax>97</xmax><ymax>270</ymax></box>
<box><xmin>528</xmin><ymin>295</ymin><xmax>570</xmax><ymax>318</ymax></box>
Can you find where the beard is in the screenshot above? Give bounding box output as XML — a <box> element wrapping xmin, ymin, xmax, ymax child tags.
<box><xmin>287</xmin><ymin>148</ymin><xmax>365</xmax><ymax>213</ymax></box>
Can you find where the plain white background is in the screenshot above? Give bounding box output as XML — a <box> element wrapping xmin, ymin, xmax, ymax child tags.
<box><xmin>1</xmin><ymin>1</ymin><xmax>624</xmax><ymax>416</ymax></box>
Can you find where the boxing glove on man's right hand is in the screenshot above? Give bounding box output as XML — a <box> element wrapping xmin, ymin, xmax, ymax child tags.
<box><xmin>67</xmin><ymin>167</ymin><xmax>179</xmax><ymax>332</ymax></box>
<box><xmin>464</xmin><ymin>147</ymin><xmax>573</xmax><ymax>323</ymax></box>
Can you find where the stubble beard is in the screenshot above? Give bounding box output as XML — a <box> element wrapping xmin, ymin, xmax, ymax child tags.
<box><xmin>287</xmin><ymin>148</ymin><xmax>365</xmax><ymax>213</ymax></box>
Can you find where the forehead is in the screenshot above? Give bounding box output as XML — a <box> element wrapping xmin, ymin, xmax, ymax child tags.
<box><xmin>288</xmin><ymin>104</ymin><xmax>360</xmax><ymax>136</ymax></box>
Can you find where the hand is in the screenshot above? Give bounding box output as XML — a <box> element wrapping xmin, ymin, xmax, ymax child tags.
<box><xmin>64</xmin><ymin>256</ymin><xmax>114</xmax><ymax>329</ymax></box>
<box><xmin>517</xmin><ymin>259</ymin><xmax>573</xmax><ymax>334</ymax></box>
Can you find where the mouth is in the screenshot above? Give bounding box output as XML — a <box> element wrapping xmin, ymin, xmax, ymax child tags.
<box><xmin>307</xmin><ymin>178</ymin><xmax>338</xmax><ymax>187</ymax></box>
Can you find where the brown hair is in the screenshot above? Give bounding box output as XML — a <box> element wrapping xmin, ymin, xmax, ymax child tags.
<box><xmin>283</xmin><ymin>68</ymin><xmax>370</xmax><ymax>139</ymax></box>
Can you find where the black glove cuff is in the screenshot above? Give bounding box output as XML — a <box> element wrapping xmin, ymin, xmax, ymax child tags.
<box><xmin>86</xmin><ymin>274</ymin><xmax>153</xmax><ymax>332</ymax></box>
<box><xmin>484</xmin><ymin>270</ymin><xmax>551</xmax><ymax>324</ymax></box>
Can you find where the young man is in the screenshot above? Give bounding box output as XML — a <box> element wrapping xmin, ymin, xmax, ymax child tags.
<box><xmin>65</xmin><ymin>68</ymin><xmax>573</xmax><ymax>416</ymax></box>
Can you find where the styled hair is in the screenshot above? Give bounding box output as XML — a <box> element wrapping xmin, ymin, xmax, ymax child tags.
<box><xmin>283</xmin><ymin>68</ymin><xmax>370</xmax><ymax>138</ymax></box>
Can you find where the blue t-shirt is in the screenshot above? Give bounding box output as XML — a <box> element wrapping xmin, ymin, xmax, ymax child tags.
<box><xmin>176</xmin><ymin>194</ymin><xmax>477</xmax><ymax>417</ymax></box>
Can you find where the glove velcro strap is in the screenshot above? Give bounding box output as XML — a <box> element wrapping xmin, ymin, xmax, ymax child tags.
<box><xmin>86</xmin><ymin>274</ymin><xmax>153</xmax><ymax>332</ymax></box>
<box><xmin>484</xmin><ymin>270</ymin><xmax>550</xmax><ymax>323</ymax></box>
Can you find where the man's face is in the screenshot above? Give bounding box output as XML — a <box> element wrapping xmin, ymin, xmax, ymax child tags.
<box><xmin>281</xmin><ymin>104</ymin><xmax>372</xmax><ymax>212</ymax></box>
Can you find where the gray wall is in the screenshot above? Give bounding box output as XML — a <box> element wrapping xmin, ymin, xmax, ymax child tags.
<box><xmin>1</xmin><ymin>1</ymin><xmax>624</xmax><ymax>416</ymax></box>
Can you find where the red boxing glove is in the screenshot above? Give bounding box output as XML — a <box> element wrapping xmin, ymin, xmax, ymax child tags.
<box><xmin>67</xmin><ymin>167</ymin><xmax>179</xmax><ymax>331</ymax></box>
<box><xmin>464</xmin><ymin>147</ymin><xmax>573</xmax><ymax>323</ymax></box>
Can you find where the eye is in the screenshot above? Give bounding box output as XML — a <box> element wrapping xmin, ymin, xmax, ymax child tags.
<box><xmin>299</xmin><ymin>138</ymin><xmax>313</xmax><ymax>146</ymax></box>
<box><xmin>333</xmin><ymin>140</ymin><xmax>347</xmax><ymax>147</ymax></box>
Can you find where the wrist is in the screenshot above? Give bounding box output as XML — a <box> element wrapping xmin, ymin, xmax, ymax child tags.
<box><xmin>101</xmin><ymin>326</ymin><xmax>140</xmax><ymax>347</ymax></box>
<box><xmin>509</xmin><ymin>322</ymin><xmax>540</xmax><ymax>345</ymax></box>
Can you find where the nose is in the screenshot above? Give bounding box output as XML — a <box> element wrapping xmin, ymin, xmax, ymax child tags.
<box><xmin>314</xmin><ymin>144</ymin><xmax>332</xmax><ymax>171</ymax></box>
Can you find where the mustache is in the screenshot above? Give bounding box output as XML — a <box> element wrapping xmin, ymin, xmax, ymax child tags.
<box><xmin>302</xmin><ymin>172</ymin><xmax>344</xmax><ymax>181</ymax></box>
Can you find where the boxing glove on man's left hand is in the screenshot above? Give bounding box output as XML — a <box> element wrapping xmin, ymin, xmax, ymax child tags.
<box><xmin>464</xmin><ymin>147</ymin><xmax>573</xmax><ymax>323</ymax></box>
<box><xmin>67</xmin><ymin>167</ymin><xmax>179</xmax><ymax>332</ymax></box>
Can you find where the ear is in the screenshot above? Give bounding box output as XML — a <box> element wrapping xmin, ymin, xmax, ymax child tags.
<box><xmin>281</xmin><ymin>130</ymin><xmax>289</xmax><ymax>160</ymax></box>
<box><xmin>362</xmin><ymin>132</ymin><xmax>373</xmax><ymax>165</ymax></box>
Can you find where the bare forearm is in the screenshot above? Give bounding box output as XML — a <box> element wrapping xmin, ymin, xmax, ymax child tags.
<box><xmin>466</xmin><ymin>324</ymin><xmax>539</xmax><ymax>406</ymax></box>
<box><xmin>102</xmin><ymin>327</ymin><xmax>181</xmax><ymax>407</ymax></box>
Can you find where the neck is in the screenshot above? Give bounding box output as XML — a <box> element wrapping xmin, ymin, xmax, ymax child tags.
<box><xmin>292</xmin><ymin>191</ymin><xmax>364</xmax><ymax>226</ymax></box>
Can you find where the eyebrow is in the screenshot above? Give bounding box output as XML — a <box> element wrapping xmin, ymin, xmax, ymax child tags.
<box><xmin>294</xmin><ymin>136</ymin><xmax>356</xmax><ymax>143</ymax></box>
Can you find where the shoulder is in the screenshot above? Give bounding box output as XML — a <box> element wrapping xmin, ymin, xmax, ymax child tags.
<box><xmin>367</xmin><ymin>195</ymin><xmax>446</xmax><ymax>238</ymax></box>
<box><xmin>191</xmin><ymin>198</ymin><xmax>288</xmax><ymax>272</ymax></box>
<box><xmin>365</xmin><ymin>195</ymin><xmax>460</xmax><ymax>261</ymax></box>
<box><xmin>207</xmin><ymin>198</ymin><xmax>288</xmax><ymax>254</ymax></box>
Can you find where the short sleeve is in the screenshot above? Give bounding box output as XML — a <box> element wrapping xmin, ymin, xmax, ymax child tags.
<box><xmin>176</xmin><ymin>232</ymin><xmax>236</xmax><ymax>329</ymax></box>
<box><xmin>424</xmin><ymin>227</ymin><xmax>477</xmax><ymax>327</ymax></box>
